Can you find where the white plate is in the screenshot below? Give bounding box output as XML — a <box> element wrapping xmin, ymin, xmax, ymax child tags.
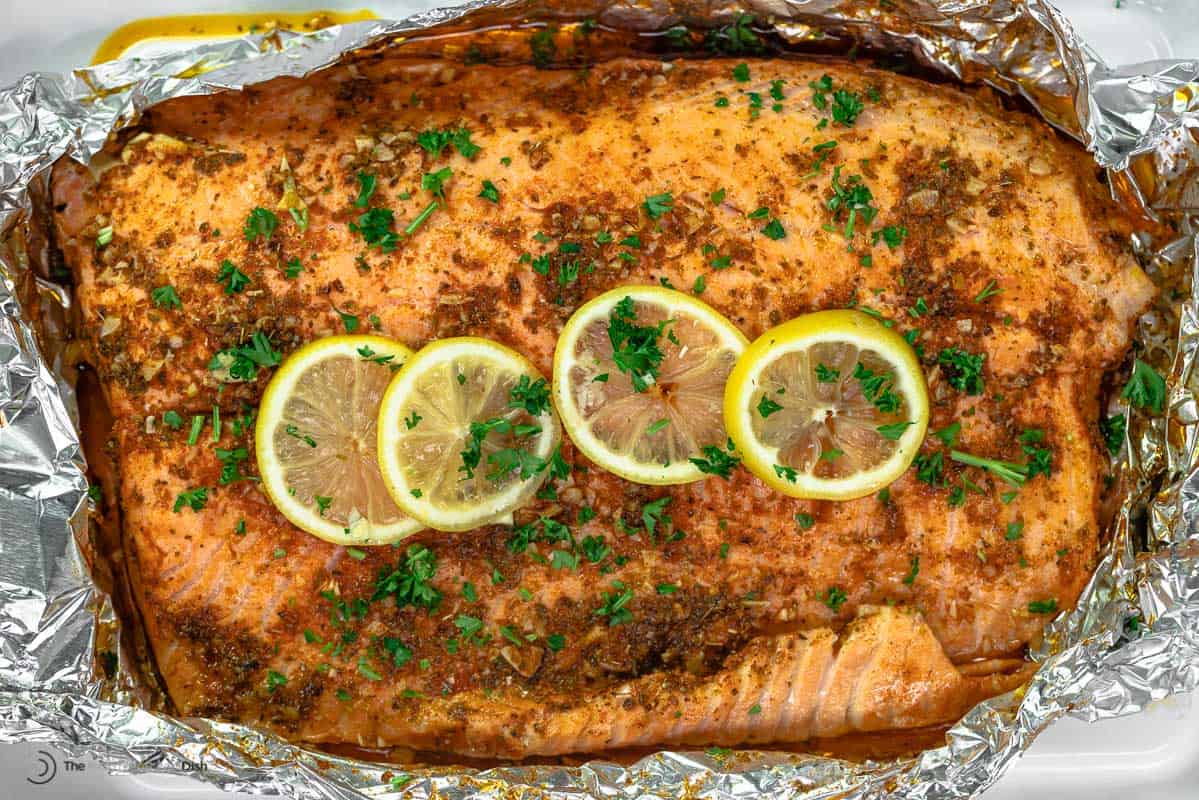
<box><xmin>0</xmin><ymin>1</ymin><xmax>1193</xmax><ymax>797</ymax></box>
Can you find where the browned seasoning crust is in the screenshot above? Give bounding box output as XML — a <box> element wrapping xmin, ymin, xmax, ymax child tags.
<box><xmin>53</xmin><ymin>55</ymin><xmax>1153</xmax><ymax>757</ymax></box>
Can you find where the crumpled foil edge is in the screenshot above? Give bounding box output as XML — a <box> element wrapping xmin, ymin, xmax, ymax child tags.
<box><xmin>0</xmin><ymin>1</ymin><xmax>1197</xmax><ymax>798</ymax></box>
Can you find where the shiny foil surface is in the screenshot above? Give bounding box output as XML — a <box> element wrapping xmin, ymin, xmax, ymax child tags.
<box><xmin>0</xmin><ymin>1</ymin><xmax>1197</xmax><ymax>797</ymax></box>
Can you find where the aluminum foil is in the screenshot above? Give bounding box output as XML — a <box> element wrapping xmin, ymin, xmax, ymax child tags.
<box><xmin>1</xmin><ymin>1</ymin><xmax>1197</xmax><ymax>798</ymax></box>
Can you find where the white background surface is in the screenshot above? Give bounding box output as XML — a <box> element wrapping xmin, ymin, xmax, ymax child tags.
<box><xmin>0</xmin><ymin>0</ymin><xmax>1196</xmax><ymax>797</ymax></box>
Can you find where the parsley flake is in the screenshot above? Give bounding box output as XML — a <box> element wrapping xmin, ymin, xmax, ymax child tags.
<box><xmin>643</xmin><ymin>192</ymin><xmax>674</xmax><ymax>220</ymax></box>
<box><xmin>689</xmin><ymin>441</ymin><xmax>741</xmax><ymax>479</ymax></box>
<box><xmin>1122</xmin><ymin>359</ymin><xmax>1166</xmax><ymax>415</ymax></box>
<box><xmin>151</xmin><ymin>285</ymin><xmax>181</xmax><ymax>309</ymax></box>
<box><xmin>217</xmin><ymin>260</ymin><xmax>250</xmax><ymax>294</ymax></box>
<box><xmin>479</xmin><ymin>179</ymin><xmax>500</xmax><ymax>203</ymax></box>
<box><xmin>243</xmin><ymin>207</ymin><xmax>278</xmax><ymax>243</ymax></box>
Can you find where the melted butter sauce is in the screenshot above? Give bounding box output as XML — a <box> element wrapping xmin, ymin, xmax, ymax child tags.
<box><xmin>91</xmin><ymin>9</ymin><xmax>376</xmax><ymax>64</ymax></box>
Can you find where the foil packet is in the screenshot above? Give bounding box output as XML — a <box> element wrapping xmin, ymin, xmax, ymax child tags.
<box><xmin>1</xmin><ymin>1</ymin><xmax>1198</xmax><ymax>797</ymax></box>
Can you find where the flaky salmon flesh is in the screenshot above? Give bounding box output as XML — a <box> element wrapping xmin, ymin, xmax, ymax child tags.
<box><xmin>52</xmin><ymin>54</ymin><xmax>1153</xmax><ymax>758</ymax></box>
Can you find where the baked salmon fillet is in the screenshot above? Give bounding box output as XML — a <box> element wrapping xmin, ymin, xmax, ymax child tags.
<box><xmin>52</xmin><ymin>54</ymin><xmax>1154</xmax><ymax>758</ymax></box>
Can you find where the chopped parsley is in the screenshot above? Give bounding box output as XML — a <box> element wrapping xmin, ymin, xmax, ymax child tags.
<box><xmin>336</xmin><ymin>309</ymin><xmax>359</xmax><ymax>333</ymax></box>
<box><xmin>974</xmin><ymin>280</ymin><xmax>1002</xmax><ymax>303</ymax></box>
<box><xmin>162</xmin><ymin>410</ymin><xmax>184</xmax><ymax>430</ymax></box>
<box><xmin>1100</xmin><ymin>413</ymin><xmax>1126</xmax><ymax>456</ymax></box>
<box><xmin>875</xmin><ymin>224</ymin><xmax>907</xmax><ymax>249</ymax></box>
<box><xmin>403</xmin><ymin>200</ymin><xmax>440</xmax><ymax>236</ymax></box>
<box><xmin>913</xmin><ymin>451</ymin><xmax>944</xmax><ymax>486</ymax></box>
<box><xmin>357</xmin><ymin>656</ymin><xmax>383</xmax><ymax>681</ymax></box>
<box><xmin>215</xmin><ymin>447</ymin><xmax>249</xmax><ymax>485</ymax></box>
<box><xmin>732</xmin><ymin>62</ymin><xmax>751</xmax><ymax>82</ymax></box>
<box><xmin>1028</xmin><ymin>598</ymin><xmax>1058</xmax><ymax>615</ymax></box>
<box><xmin>607</xmin><ymin>296</ymin><xmax>669</xmax><ymax>392</ymax></box>
<box><xmin>809</xmin><ymin>74</ymin><xmax>833</xmax><ymax>109</ymax></box>
<box><xmin>876</xmin><ymin>421</ymin><xmax>914</xmax><ymax>440</ymax></box>
<box><xmin>508</xmin><ymin>374</ymin><xmax>552</xmax><ymax>415</ymax></box>
<box><xmin>643</xmin><ymin>192</ymin><xmax>674</xmax><ymax>220</ymax></box>
<box><xmin>704</xmin><ymin>13</ymin><xmax>763</xmax><ymax>55</ymax></box>
<box><xmin>150</xmin><ymin>285</ymin><xmax>181</xmax><ymax>309</ymax></box>
<box><xmin>937</xmin><ymin>347</ymin><xmax>985</xmax><ymax>395</ymax></box>
<box><xmin>757</xmin><ymin>394</ymin><xmax>783</xmax><ymax>417</ymax></box>
<box><xmin>1005</xmin><ymin>521</ymin><xmax>1024</xmax><ymax>541</ymax></box>
<box><xmin>382</xmin><ymin>637</ymin><xmax>413</xmax><ymax>667</ymax></box>
<box><xmin>689</xmin><ymin>440</ymin><xmax>741</xmax><ymax>479</ymax></box>
<box><xmin>217</xmin><ymin>260</ymin><xmax>250</xmax><ymax>294</ymax></box>
<box><xmin>243</xmin><ymin>207</ymin><xmax>279</xmax><ymax>243</ymax></box>
<box><xmin>208</xmin><ymin>331</ymin><xmax>281</xmax><ymax>382</ymax></box>
<box><xmin>371</xmin><ymin>543</ymin><xmax>442</xmax><ymax>611</ymax></box>
<box><xmin>773</xmin><ymin>463</ymin><xmax>798</xmax><ymax>483</ymax></box>
<box><xmin>808</xmin><ymin>140</ymin><xmax>838</xmax><ymax>174</ymax></box>
<box><xmin>421</xmin><ymin>167</ymin><xmax>453</xmax><ymax>199</ymax></box>
<box><xmin>357</xmin><ymin>345</ymin><xmax>395</xmax><ymax>366</ymax></box>
<box><xmin>826</xmin><ymin>166</ymin><xmax>878</xmax><ymax>239</ymax></box>
<box><xmin>546</xmin><ymin>633</ymin><xmax>566</xmax><ymax>651</ymax></box>
<box><xmin>284</xmin><ymin>424</ymin><xmax>317</xmax><ymax>447</ymax></box>
<box><xmin>404</xmin><ymin>410</ymin><xmax>422</xmax><ymax>430</ymax></box>
<box><xmin>289</xmin><ymin>207</ymin><xmax>308</xmax><ymax>231</ymax></box>
<box><xmin>950</xmin><ymin>450</ymin><xmax>1027</xmax><ymax>487</ymax></box>
<box><xmin>550</xmin><ymin>549</ymin><xmax>579</xmax><ymax>570</ymax></box>
<box><xmin>933</xmin><ymin>421</ymin><xmax>961</xmax><ymax>448</ymax></box>
<box><xmin>265</xmin><ymin>670</ymin><xmax>287</xmax><ymax>692</ymax></box>
<box><xmin>283</xmin><ymin>257</ymin><xmax>303</xmax><ymax>279</ymax></box>
<box><xmin>187</xmin><ymin>415</ymin><xmax>204</xmax><ymax>445</ymax></box>
<box><xmin>479</xmin><ymin>180</ymin><xmax>500</xmax><ymax>203</ymax></box>
<box><xmin>818</xmin><ymin>586</ymin><xmax>847</xmax><ymax>612</ymax></box>
<box><xmin>349</xmin><ymin>207</ymin><xmax>399</xmax><ymax>252</ymax></box>
<box><xmin>417</xmin><ymin>127</ymin><xmax>481</xmax><ymax>159</ymax></box>
<box><xmin>580</xmin><ymin>534</ymin><xmax>610</xmax><ymax>563</ymax></box>
<box><xmin>831</xmin><ymin>89</ymin><xmax>864</xmax><ymax>125</ymax></box>
<box><xmin>173</xmin><ymin>487</ymin><xmax>208</xmax><ymax>513</ymax></box>
<box><xmin>852</xmin><ymin>362</ymin><xmax>901</xmax><ymax>413</ymax></box>
<box><xmin>642</xmin><ymin>496</ymin><xmax>672</xmax><ymax>536</ymax></box>
<box><xmin>594</xmin><ymin>581</ymin><xmax>634</xmax><ymax>626</ymax></box>
<box><xmin>815</xmin><ymin>363</ymin><xmax>840</xmax><ymax>383</ymax></box>
<box><xmin>795</xmin><ymin>513</ymin><xmax>815</xmax><ymax>530</ymax></box>
<box><xmin>459</xmin><ymin>412</ymin><xmax>549</xmax><ymax>482</ymax></box>
<box><xmin>354</xmin><ymin>171</ymin><xmax>377</xmax><ymax>208</ymax></box>
<box><xmin>1122</xmin><ymin>359</ymin><xmax>1166</xmax><ymax>415</ymax></box>
<box><xmin>902</xmin><ymin>556</ymin><xmax>919</xmax><ymax>585</ymax></box>
<box><xmin>761</xmin><ymin>218</ymin><xmax>786</xmax><ymax>240</ymax></box>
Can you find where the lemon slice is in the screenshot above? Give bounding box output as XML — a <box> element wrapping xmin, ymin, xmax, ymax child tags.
<box><xmin>552</xmin><ymin>285</ymin><xmax>748</xmax><ymax>484</ymax></box>
<box><xmin>377</xmin><ymin>337</ymin><xmax>561</xmax><ymax>532</ymax></box>
<box><xmin>724</xmin><ymin>310</ymin><xmax>928</xmax><ymax>500</ymax></box>
<box><xmin>256</xmin><ymin>335</ymin><xmax>422</xmax><ymax>545</ymax></box>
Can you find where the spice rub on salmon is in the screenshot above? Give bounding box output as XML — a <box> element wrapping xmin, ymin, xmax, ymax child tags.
<box><xmin>55</xmin><ymin>55</ymin><xmax>1153</xmax><ymax>757</ymax></box>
